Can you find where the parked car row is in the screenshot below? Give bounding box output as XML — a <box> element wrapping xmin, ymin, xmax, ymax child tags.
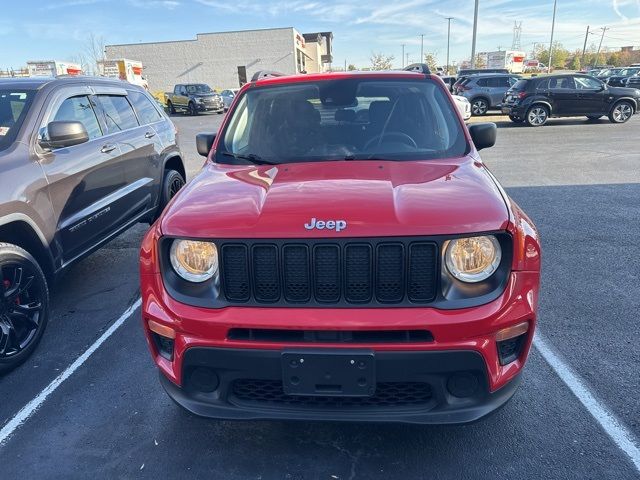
<box><xmin>0</xmin><ymin>76</ymin><xmax>185</xmax><ymax>372</ymax></box>
<box><xmin>502</xmin><ymin>73</ymin><xmax>640</xmax><ymax>126</ymax></box>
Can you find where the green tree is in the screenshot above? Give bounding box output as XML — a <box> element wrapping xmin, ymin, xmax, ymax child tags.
<box><xmin>423</xmin><ymin>52</ymin><xmax>438</xmax><ymax>72</ymax></box>
<box><xmin>473</xmin><ymin>53</ymin><xmax>486</xmax><ymax>68</ymax></box>
<box><xmin>607</xmin><ymin>52</ymin><xmax>622</xmax><ymax>66</ymax></box>
<box><xmin>569</xmin><ymin>55</ymin><xmax>581</xmax><ymax>71</ymax></box>
<box><xmin>347</xmin><ymin>64</ymin><xmax>357</xmax><ymax>71</ymax></box>
<box><xmin>370</xmin><ymin>53</ymin><xmax>395</xmax><ymax>71</ymax></box>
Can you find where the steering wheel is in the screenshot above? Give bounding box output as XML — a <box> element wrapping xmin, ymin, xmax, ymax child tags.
<box><xmin>363</xmin><ymin>132</ymin><xmax>418</xmax><ymax>151</ymax></box>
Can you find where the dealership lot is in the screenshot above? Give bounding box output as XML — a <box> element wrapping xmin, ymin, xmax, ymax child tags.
<box><xmin>1</xmin><ymin>113</ymin><xmax>639</xmax><ymax>478</ymax></box>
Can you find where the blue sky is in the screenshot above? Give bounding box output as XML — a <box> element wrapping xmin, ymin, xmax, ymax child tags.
<box><xmin>1</xmin><ymin>0</ymin><xmax>639</xmax><ymax>69</ymax></box>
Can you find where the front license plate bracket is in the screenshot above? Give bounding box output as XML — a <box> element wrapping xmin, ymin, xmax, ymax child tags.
<box><xmin>282</xmin><ymin>350</ymin><xmax>376</xmax><ymax>397</ymax></box>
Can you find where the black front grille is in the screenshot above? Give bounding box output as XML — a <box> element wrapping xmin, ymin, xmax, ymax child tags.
<box><xmin>220</xmin><ymin>239</ymin><xmax>438</xmax><ymax>306</ymax></box>
<box><xmin>232</xmin><ymin>379</ymin><xmax>433</xmax><ymax>408</ymax></box>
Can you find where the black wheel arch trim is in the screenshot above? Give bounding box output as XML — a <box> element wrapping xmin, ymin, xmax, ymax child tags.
<box><xmin>609</xmin><ymin>98</ymin><xmax>637</xmax><ymax>113</ymax></box>
<box><xmin>0</xmin><ymin>214</ymin><xmax>55</xmax><ymax>278</ymax></box>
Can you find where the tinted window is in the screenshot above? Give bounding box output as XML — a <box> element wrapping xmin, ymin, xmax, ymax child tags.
<box><xmin>575</xmin><ymin>77</ymin><xmax>602</xmax><ymax>89</ymax></box>
<box><xmin>512</xmin><ymin>80</ymin><xmax>528</xmax><ymax>91</ymax></box>
<box><xmin>96</xmin><ymin>95</ymin><xmax>139</xmax><ymax>133</ymax></box>
<box><xmin>220</xmin><ymin>78</ymin><xmax>467</xmax><ymax>164</ymax></box>
<box><xmin>548</xmin><ymin>77</ymin><xmax>574</xmax><ymax>89</ymax></box>
<box><xmin>186</xmin><ymin>84</ymin><xmax>213</xmax><ymax>94</ymax></box>
<box><xmin>476</xmin><ymin>78</ymin><xmax>489</xmax><ymax>87</ymax></box>
<box><xmin>53</xmin><ymin>95</ymin><xmax>102</xmax><ymax>140</ymax></box>
<box><xmin>128</xmin><ymin>90</ymin><xmax>162</xmax><ymax>124</ymax></box>
<box><xmin>0</xmin><ymin>89</ymin><xmax>36</xmax><ymax>151</ymax></box>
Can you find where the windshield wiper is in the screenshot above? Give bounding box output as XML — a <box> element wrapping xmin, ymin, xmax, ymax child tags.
<box><xmin>221</xmin><ymin>152</ymin><xmax>279</xmax><ymax>165</ymax></box>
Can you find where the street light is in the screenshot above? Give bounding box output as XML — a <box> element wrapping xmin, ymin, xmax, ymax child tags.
<box><xmin>548</xmin><ymin>0</ymin><xmax>557</xmax><ymax>73</ymax></box>
<box><xmin>420</xmin><ymin>34</ymin><xmax>424</xmax><ymax>62</ymax></box>
<box><xmin>471</xmin><ymin>0</ymin><xmax>479</xmax><ymax>67</ymax></box>
<box><xmin>401</xmin><ymin>44</ymin><xmax>406</xmax><ymax>67</ymax></box>
<box><xmin>445</xmin><ymin>17</ymin><xmax>453</xmax><ymax>74</ymax></box>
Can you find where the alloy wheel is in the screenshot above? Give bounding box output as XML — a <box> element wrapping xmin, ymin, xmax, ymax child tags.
<box><xmin>0</xmin><ymin>264</ymin><xmax>44</xmax><ymax>358</ymax></box>
<box><xmin>528</xmin><ymin>107</ymin><xmax>547</xmax><ymax>126</ymax></box>
<box><xmin>472</xmin><ymin>100</ymin><xmax>488</xmax><ymax>115</ymax></box>
<box><xmin>169</xmin><ymin>176</ymin><xmax>185</xmax><ymax>198</ymax></box>
<box><xmin>613</xmin><ymin>103</ymin><xmax>632</xmax><ymax>122</ymax></box>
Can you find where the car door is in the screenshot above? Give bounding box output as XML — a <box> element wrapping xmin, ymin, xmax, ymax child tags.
<box><xmin>491</xmin><ymin>76</ymin><xmax>512</xmax><ymax>106</ymax></box>
<box><xmin>94</xmin><ymin>89</ymin><xmax>158</xmax><ymax>222</ymax></box>
<box><xmin>574</xmin><ymin>76</ymin><xmax>607</xmax><ymax>115</ymax></box>
<box><xmin>36</xmin><ymin>86</ymin><xmax>127</xmax><ymax>262</ymax></box>
<box><xmin>546</xmin><ymin>76</ymin><xmax>578</xmax><ymax>115</ymax></box>
<box><xmin>125</xmin><ymin>89</ymin><xmax>167</xmax><ymax>210</ymax></box>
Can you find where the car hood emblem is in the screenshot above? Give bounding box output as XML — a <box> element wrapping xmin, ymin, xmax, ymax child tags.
<box><xmin>304</xmin><ymin>218</ymin><xmax>347</xmax><ymax>232</ymax></box>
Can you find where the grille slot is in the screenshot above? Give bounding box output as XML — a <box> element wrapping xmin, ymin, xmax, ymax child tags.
<box><xmin>408</xmin><ymin>243</ymin><xmax>438</xmax><ymax>302</ymax></box>
<box><xmin>252</xmin><ymin>245</ymin><xmax>280</xmax><ymax>302</ymax></box>
<box><xmin>219</xmin><ymin>239</ymin><xmax>438</xmax><ymax>306</ymax></box>
<box><xmin>228</xmin><ymin>328</ymin><xmax>433</xmax><ymax>343</ymax></box>
<box><xmin>232</xmin><ymin>380</ymin><xmax>433</xmax><ymax>408</ymax></box>
<box><xmin>314</xmin><ymin>245</ymin><xmax>340</xmax><ymax>302</ymax></box>
<box><xmin>221</xmin><ymin>245</ymin><xmax>250</xmax><ymax>301</ymax></box>
<box><xmin>283</xmin><ymin>245</ymin><xmax>311</xmax><ymax>302</ymax></box>
<box><xmin>376</xmin><ymin>244</ymin><xmax>405</xmax><ymax>302</ymax></box>
<box><xmin>345</xmin><ymin>244</ymin><xmax>372</xmax><ymax>302</ymax></box>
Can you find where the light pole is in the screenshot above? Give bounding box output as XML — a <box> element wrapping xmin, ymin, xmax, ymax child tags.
<box><xmin>420</xmin><ymin>34</ymin><xmax>424</xmax><ymax>62</ymax></box>
<box><xmin>446</xmin><ymin>17</ymin><xmax>453</xmax><ymax>74</ymax></box>
<box><xmin>548</xmin><ymin>0</ymin><xmax>557</xmax><ymax>73</ymax></box>
<box><xmin>471</xmin><ymin>0</ymin><xmax>479</xmax><ymax>67</ymax></box>
<box><xmin>401</xmin><ymin>44</ymin><xmax>406</xmax><ymax>67</ymax></box>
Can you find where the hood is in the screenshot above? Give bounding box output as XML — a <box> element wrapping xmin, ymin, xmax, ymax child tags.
<box><xmin>161</xmin><ymin>158</ymin><xmax>510</xmax><ymax>238</ymax></box>
<box><xmin>192</xmin><ymin>93</ymin><xmax>219</xmax><ymax>98</ymax></box>
<box><xmin>607</xmin><ymin>85</ymin><xmax>640</xmax><ymax>96</ymax></box>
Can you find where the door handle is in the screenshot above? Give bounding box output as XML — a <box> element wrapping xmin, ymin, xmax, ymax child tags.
<box><xmin>144</xmin><ymin>131</ymin><xmax>156</xmax><ymax>138</ymax></box>
<box><xmin>101</xmin><ymin>144</ymin><xmax>117</xmax><ymax>153</ymax></box>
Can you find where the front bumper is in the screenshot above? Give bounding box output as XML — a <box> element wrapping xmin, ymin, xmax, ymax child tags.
<box><xmin>160</xmin><ymin>348</ymin><xmax>522</xmax><ymax>424</ymax></box>
<box><xmin>197</xmin><ymin>101</ymin><xmax>224</xmax><ymax>112</ymax></box>
<box><xmin>141</xmin><ymin>266</ymin><xmax>538</xmax><ymax>423</ymax></box>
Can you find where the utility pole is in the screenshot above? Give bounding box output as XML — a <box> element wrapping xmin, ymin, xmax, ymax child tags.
<box><xmin>344</xmin><ymin>59</ymin><xmax>347</xmax><ymax>71</ymax></box>
<box><xmin>420</xmin><ymin>34</ymin><xmax>424</xmax><ymax>62</ymax></box>
<box><xmin>401</xmin><ymin>44</ymin><xmax>406</xmax><ymax>67</ymax></box>
<box><xmin>406</xmin><ymin>52</ymin><xmax>410</xmax><ymax>66</ymax></box>
<box><xmin>581</xmin><ymin>25</ymin><xmax>590</xmax><ymax>66</ymax></box>
<box><xmin>547</xmin><ymin>0</ymin><xmax>557</xmax><ymax>73</ymax></box>
<box><xmin>446</xmin><ymin>17</ymin><xmax>453</xmax><ymax>74</ymax></box>
<box><xmin>471</xmin><ymin>0</ymin><xmax>479</xmax><ymax>67</ymax></box>
<box><xmin>595</xmin><ymin>27</ymin><xmax>609</xmax><ymax>66</ymax></box>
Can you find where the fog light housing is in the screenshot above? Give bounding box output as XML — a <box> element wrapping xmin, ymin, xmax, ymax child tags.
<box><xmin>148</xmin><ymin>319</ymin><xmax>175</xmax><ymax>361</ymax></box>
<box><xmin>189</xmin><ymin>367</ymin><xmax>219</xmax><ymax>393</ymax></box>
<box><xmin>496</xmin><ymin>322</ymin><xmax>529</xmax><ymax>365</ymax></box>
<box><xmin>447</xmin><ymin>372</ymin><xmax>479</xmax><ymax>398</ymax></box>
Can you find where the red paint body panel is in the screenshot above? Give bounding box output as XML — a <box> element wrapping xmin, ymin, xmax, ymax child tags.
<box><xmin>160</xmin><ymin>158</ymin><xmax>509</xmax><ymax>240</ymax></box>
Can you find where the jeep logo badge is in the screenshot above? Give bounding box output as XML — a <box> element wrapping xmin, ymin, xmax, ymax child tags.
<box><xmin>304</xmin><ymin>218</ymin><xmax>347</xmax><ymax>232</ymax></box>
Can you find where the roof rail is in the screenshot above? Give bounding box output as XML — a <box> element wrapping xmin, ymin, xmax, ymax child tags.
<box><xmin>251</xmin><ymin>70</ymin><xmax>286</xmax><ymax>82</ymax></box>
<box><xmin>403</xmin><ymin>63</ymin><xmax>431</xmax><ymax>75</ymax></box>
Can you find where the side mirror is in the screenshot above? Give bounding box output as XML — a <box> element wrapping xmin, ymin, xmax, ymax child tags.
<box><xmin>468</xmin><ymin>122</ymin><xmax>496</xmax><ymax>151</ymax></box>
<box><xmin>196</xmin><ymin>132</ymin><xmax>216</xmax><ymax>157</ymax></box>
<box><xmin>40</xmin><ymin>121</ymin><xmax>89</xmax><ymax>149</ymax></box>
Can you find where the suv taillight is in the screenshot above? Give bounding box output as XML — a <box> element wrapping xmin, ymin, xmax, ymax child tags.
<box><xmin>517</xmin><ymin>91</ymin><xmax>527</xmax><ymax>99</ymax></box>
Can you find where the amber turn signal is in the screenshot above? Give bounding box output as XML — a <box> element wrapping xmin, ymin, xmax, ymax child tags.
<box><xmin>496</xmin><ymin>322</ymin><xmax>529</xmax><ymax>342</ymax></box>
<box><xmin>148</xmin><ymin>319</ymin><xmax>176</xmax><ymax>339</ymax></box>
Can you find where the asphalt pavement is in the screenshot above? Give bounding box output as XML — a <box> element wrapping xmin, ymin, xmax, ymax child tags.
<box><xmin>1</xmin><ymin>111</ymin><xmax>639</xmax><ymax>479</ymax></box>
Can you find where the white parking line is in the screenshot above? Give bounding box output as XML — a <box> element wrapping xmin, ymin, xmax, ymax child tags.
<box><xmin>0</xmin><ymin>298</ymin><xmax>142</xmax><ymax>447</ymax></box>
<box><xmin>535</xmin><ymin>333</ymin><xmax>640</xmax><ymax>472</ymax></box>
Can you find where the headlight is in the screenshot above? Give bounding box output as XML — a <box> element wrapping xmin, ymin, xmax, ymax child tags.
<box><xmin>169</xmin><ymin>239</ymin><xmax>218</xmax><ymax>283</ymax></box>
<box><xmin>445</xmin><ymin>235</ymin><xmax>501</xmax><ymax>283</ymax></box>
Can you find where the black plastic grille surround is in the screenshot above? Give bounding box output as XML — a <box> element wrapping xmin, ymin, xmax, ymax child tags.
<box><xmin>231</xmin><ymin>379</ymin><xmax>433</xmax><ymax>408</ymax></box>
<box><xmin>219</xmin><ymin>239</ymin><xmax>438</xmax><ymax>306</ymax></box>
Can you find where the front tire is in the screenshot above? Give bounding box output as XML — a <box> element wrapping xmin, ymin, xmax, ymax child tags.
<box><xmin>525</xmin><ymin>105</ymin><xmax>549</xmax><ymax>126</ymax></box>
<box><xmin>154</xmin><ymin>169</ymin><xmax>186</xmax><ymax>221</ymax></box>
<box><xmin>189</xmin><ymin>102</ymin><xmax>198</xmax><ymax>116</ymax></box>
<box><xmin>471</xmin><ymin>98</ymin><xmax>489</xmax><ymax>116</ymax></box>
<box><xmin>0</xmin><ymin>243</ymin><xmax>49</xmax><ymax>374</ymax></box>
<box><xmin>609</xmin><ymin>101</ymin><xmax>633</xmax><ymax>124</ymax></box>
<box><xmin>167</xmin><ymin>101</ymin><xmax>175</xmax><ymax>114</ymax></box>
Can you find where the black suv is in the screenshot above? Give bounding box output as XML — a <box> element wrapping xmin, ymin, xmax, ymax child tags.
<box><xmin>502</xmin><ymin>74</ymin><xmax>640</xmax><ymax>126</ymax></box>
<box><xmin>0</xmin><ymin>76</ymin><xmax>185</xmax><ymax>373</ymax></box>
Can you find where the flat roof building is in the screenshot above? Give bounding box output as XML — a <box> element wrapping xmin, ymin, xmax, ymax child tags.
<box><xmin>105</xmin><ymin>28</ymin><xmax>333</xmax><ymax>93</ymax></box>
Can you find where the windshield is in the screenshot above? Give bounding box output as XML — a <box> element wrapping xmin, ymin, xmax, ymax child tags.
<box><xmin>0</xmin><ymin>89</ymin><xmax>35</xmax><ymax>152</ymax></box>
<box><xmin>218</xmin><ymin>78</ymin><xmax>467</xmax><ymax>164</ymax></box>
<box><xmin>187</xmin><ymin>84</ymin><xmax>213</xmax><ymax>94</ymax></box>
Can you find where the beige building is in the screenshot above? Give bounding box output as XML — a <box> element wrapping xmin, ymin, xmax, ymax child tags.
<box><xmin>105</xmin><ymin>28</ymin><xmax>333</xmax><ymax>92</ymax></box>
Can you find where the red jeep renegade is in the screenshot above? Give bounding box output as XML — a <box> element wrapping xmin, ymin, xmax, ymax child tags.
<box><xmin>140</xmin><ymin>65</ymin><xmax>541</xmax><ymax>424</ymax></box>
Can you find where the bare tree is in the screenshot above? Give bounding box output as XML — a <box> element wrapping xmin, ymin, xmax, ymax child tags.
<box><xmin>70</xmin><ymin>53</ymin><xmax>90</xmax><ymax>74</ymax></box>
<box><xmin>84</xmin><ymin>33</ymin><xmax>106</xmax><ymax>75</ymax></box>
<box><xmin>370</xmin><ymin>53</ymin><xmax>394</xmax><ymax>71</ymax></box>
